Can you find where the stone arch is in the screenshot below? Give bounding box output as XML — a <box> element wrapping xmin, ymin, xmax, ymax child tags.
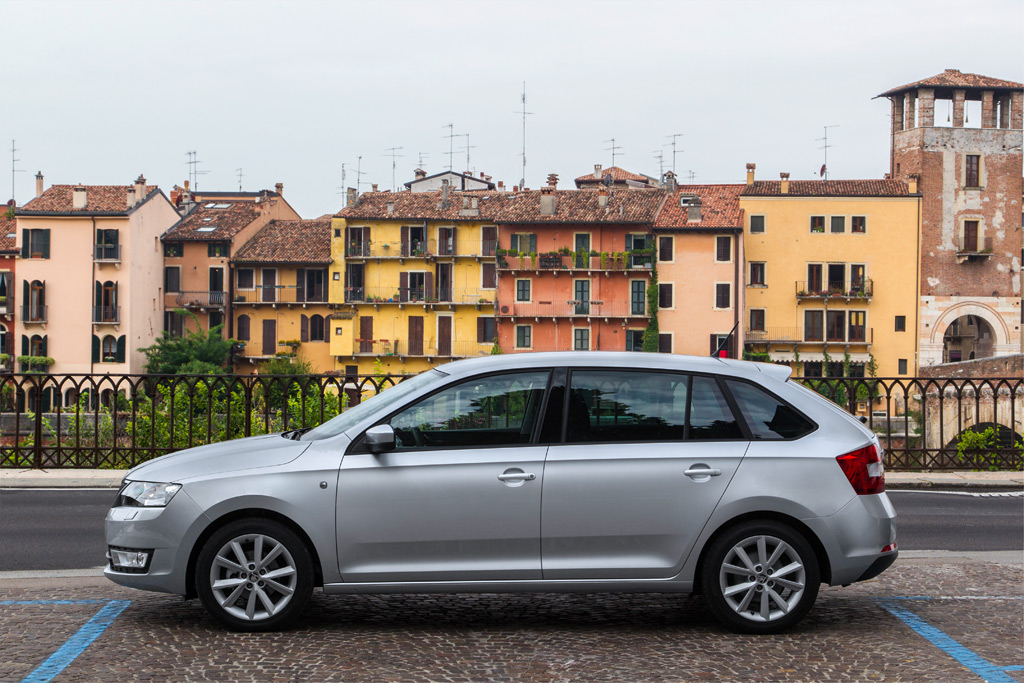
<box><xmin>928</xmin><ymin>301</ymin><xmax>1010</xmax><ymax>348</ymax></box>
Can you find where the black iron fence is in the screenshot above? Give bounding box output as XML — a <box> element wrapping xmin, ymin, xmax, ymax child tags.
<box><xmin>0</xmin><ymin>373</ymin><xmax>1020</xmax><ymax>471</ymax></box>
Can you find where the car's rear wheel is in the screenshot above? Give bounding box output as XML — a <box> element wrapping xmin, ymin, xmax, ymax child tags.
<box><xmin>196</xmin><ymin>518</ymin><xmax>313</xmax><ymax>631</ymax></box>
<box><xmin>702</xmin><ymin>520</ymin><xmax>820</xmax><ymax>634</ymax></box>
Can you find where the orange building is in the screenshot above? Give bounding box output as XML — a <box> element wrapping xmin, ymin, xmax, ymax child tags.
<box><xmin>494</xmin><ymin>176</ymin><xmax>665</xmax><ymax>353</ymax></box>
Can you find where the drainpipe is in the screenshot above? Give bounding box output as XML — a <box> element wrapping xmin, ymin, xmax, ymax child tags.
<box><xmin>733</xmin><ymin>233</ymin><xmax>740</xmax><ymax>358</ymax></box>
<box><xmin>91</xmin><ymin>216</ymin><xmax>97</xmax><ymax>376</ymax></box>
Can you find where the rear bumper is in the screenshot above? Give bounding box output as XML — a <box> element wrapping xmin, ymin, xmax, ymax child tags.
<box><xmin>804</xmin><ymin>491</ymin><xmax>897</xmax><ymax>586</ymax></box>
<box><xmin>855</xmin><ymin>551</ymin><xmax>898</xmax><ymax>583</ymax></box>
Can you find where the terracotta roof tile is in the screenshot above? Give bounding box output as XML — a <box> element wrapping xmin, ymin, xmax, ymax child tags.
<box><xmin>164</xmin><ymin>200</ymin><xmax>261</xmax><ymax>242</ymax></box>
<box><xmin>19</xmin><ymin>184</ymin><xmax>158</xmax><ymax>215</ymax></box>
<box><xmin>231</xmin><ymin>218</ymin><xmax>332</xmax><ymax>264</ymax></box>
<box><xmin>574</xmin><ymin>166</ymin><xmax>653</xmax><ymax>186</ymax></box>
<box><xmin>740</xmin><ymin>179</ymin><xmax>911</xmax><ymax>197</ymax></box>
<box><xmin>496</xmin><ymin>188</ymin><xmax>666</xmax><ymax>224</ymax></box>
<box><xmin>336</xmin><ymin>189</ymin><xmax>513</xmax><ymax>221</ymax></box>
<box><xmin>654</xmin><ymin>185</ymin><xmax>745</xmax><ymax>229</ymax></box>
<box><xmin>878</xmin><ymin>69</ymin><xmax>1023</xmax><ymax>97</ymax></box>
<box><xmin>0</xmin><ymin>217</ymin><xmax>16</xmax><ymax>252</ymax></box>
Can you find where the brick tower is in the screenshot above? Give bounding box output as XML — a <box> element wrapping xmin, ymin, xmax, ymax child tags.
<box><xmin>879</xmin><ymin>69</ymin><xmax>1023</xmax><ymax>366</ymax></box>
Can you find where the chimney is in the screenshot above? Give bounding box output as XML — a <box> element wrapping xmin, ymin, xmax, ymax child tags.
<box><xmin>480</xmin><ymin>172</ymin><xmax>486</xmax><ymax>178</ymax></box>
<box><xmin>593</xmin><ymin>164</ymin><xmax>602</xmax><ymax>180</ymax></box>
<box><xmin>780</xmin><ymin>172</ymin><xmax>790</xmax><ymax>195</ymax></box>
<box><xmin>414</xmin><ymin>168</ymin><xmax>427</xmax><ymax>179</ymax></box>
<box><xmin>346</xmin><ymin>187</ymin><xmax>357</xmax><ymax>206</ymax></box>
<box><xmin>663</xmin><ymin>170</ymin><xmax>678</xmax><ymax>192</ymax></box>
<box><xmin>745</xmin><ymin>163</ymin><xmax>756</xmax><ymax>186</ymax></box>
<box><xmin>539</xmin><ymin>185</ymin><xmax>557</xmax><ymax>216</ymax></box>
<box><xmin>371</xmin><ymin>183</ymin><xmax>378</xmax><ymax>193</ymax></box>
<box><xmin>907</xmin><ymin>174</ymin><xmax>919</xmax><ymax>194</ymax></box>
<box><xmin>498</xmin><ymin>180</ymin><xmax>505</xmax><ymax>192</ymax></box>
<box><xmin>275</xmin><ymin>182</ymin><xmax>284</xmax><ymax>195</ymax></box>
<box><xmin>687</xmin><ymin>197</ymin><xmax>702</xmax><ymax>222</ymax></box>
<box><xmin>513</xmin><ymin>185</ymin><xmax>519</xmax><ymax>192</ymax></box>
<box><xmin>126</xmin><ymin>187</ymin><xmax>136</xmax><ymax>207</ymax></box>
<box><xmin>547</xmin><ymin>173</ymin><xmax>558</xmax><ymax>189</ymax></box>
<box><xmin>73</xmin><ymin>186</ymin><xmax>87</xmax><ymax>209</ymax></box>
<box><xmin>387</xmin><ymin>201</ymin><xmax>395</xmax><ymax>214</ymax></box>
<box><xmin>598</xmin><ymin>186</ymin><xmax>609</xmax><ymax>209</ymax></box>
<box><xmin>439</xmin><ymin>178</ymin><xmax>450</xmax><ymax>209</ymax></box>
<box><xmin>35</xmin><ymin>172</ymin><xmax>44</xmax><ymax>198</ymax></box>
<box><xmin>134</xmin><ymin>175</ymin><xmax>146</xmax><ymax>205</ymax></box>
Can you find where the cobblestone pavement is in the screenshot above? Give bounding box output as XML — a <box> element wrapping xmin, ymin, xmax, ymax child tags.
<box><xmin>1</xmin><ymin>556</ymin><xmax>1020</xmax><ymax>682</ymax></box>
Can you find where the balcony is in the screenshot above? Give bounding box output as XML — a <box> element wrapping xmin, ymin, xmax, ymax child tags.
<box><xmin>496</xmin><ymin>300</ymin><xmax>648</xmax><ymax>319</ymax></box>
<box><xmin>795</xmin><ymin>279</ymin><xmax>873</xmax><ymax>301</ymax></box>
<box><xmin>92</xmin><ymin>306</ymin><xmax>120</xmax><ymax>325</ymax></box>
<box><xmin>744</xmin><ymin>327</ymin><xmax>802</xmax><ymax>343</ymax></box>
<box><xmin>0</xmin><ymin>296</ymin><xmax>12</xmax><ymax>316</ymax></box>
<box><xmin>496</xmin><ymin>251</ymin><xmax>653</xmax><ymax>273</ymax></box>
<box><xmin>956</xmin><ymin>236</ymin><xmax>994</xmax><ymax>261</ymax></box>
<box><xmin>344</xmin><ymin>239</ymin><xmax>498</xmax><ymax>260</ymax></box>
<box><xmin>22</xmin><ymin>304</ymin><xmax>47</xmax><ymax>324</ymax></box>
<box><xmin>351</xmin><ymin>338</ymin><xmax>486</xmax><ymax>359</ymax></box>
<box><xmin>344</xmin><ymin>287</ymin><xmax>494</xmax><ymax>307</ymax></box>
<box><xmin>176</xmin><ymin>290</ymin><xmax>226</xmax><ymax>308</ymax></box>
<box><xmin>233</xmin><ymin>287</ymin><xmax>328</xmax><ymax>305</ymax></box>
<box><xmin>93</xmin><ymin>244</ymin><xmax>122</xmax><ymax>263</ymax></box>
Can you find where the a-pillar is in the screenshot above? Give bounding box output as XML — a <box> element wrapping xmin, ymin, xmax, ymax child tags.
<box><xmin>904</xmin><ymin>91</ymin><xmax>917</xmax><ymax>129</ymax></box>
<box><xmin>1011</xmin><ymin>91</ymin><xmax>1023</xmax><ymax>130</ymax></box>
<box><xmin>918</xmin><ymin>88</ymin><xmax>935</xmax><ymax>127</ymax></box>
<box><xmin>952</xmin><ymin>90</ymin><xmax>965</xmax><ymax>128</ymax></box>
<box><xmin>892</xmin><ymin>97</ymin><xmax>905</xmax><ymax>134</ymax></box>
<box><xmin>981</xmin><ymin>91</ymin><xmax>996</xmax><ymax>129</ymax></box>
<box><xmin>997</xmin><ymin>95</ymin><xmax>1011</xmax><ymax>128</ymax></box>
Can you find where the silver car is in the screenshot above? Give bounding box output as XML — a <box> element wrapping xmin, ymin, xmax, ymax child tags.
<box><xmin>105</xmin><ymin>352</ymin><xmax>897</xmax><ymax>634</ymax></box>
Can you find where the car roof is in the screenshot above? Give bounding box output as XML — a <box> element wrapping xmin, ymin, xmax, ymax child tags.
<box><xmin>434</xmin><ymin>352</ymin><xmax>791</xmax><ymax>383</ymax></box>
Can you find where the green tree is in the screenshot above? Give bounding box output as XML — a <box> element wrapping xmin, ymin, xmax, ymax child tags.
<box><xmin>139</xmin><ymin>309</ymin><xmax>236</xmax><ymax>374</ymax></box>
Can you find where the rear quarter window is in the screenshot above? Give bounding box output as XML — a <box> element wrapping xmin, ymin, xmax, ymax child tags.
<box><xmin>725</xmin><ymin>379</ymin><xmax>815</xmax><ymax>440</ymax></box>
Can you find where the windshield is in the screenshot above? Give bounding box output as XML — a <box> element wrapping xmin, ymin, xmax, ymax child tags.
<box><xmin>300</xmin><ymin>370</ymin><xmax>445</xmax><ymax>441</ymax></box>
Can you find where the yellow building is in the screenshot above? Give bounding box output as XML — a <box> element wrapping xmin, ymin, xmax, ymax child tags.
<box><xmin>230</xmin><ymin>218</ymin><xmax>334</xmax><ymax>372</ymax></box>
<box><xmin>329</xmin><ymin>187</ymin><xmax>504</xmax><ymax>375</ymax></box>
<box><xmin>739</xmin><ymin>165</ymin><xmax>921</xmax><ymax>379</ymax></box>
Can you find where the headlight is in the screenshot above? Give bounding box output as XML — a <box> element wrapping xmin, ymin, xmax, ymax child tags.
<box><xmin>115</xmin><ymin>480</ymin><xmax>182</xmax><ymax>508</ymax></box>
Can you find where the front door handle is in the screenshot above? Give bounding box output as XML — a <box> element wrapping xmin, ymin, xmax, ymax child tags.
<box><xmin>684</xmin><ymin>467</ymin><xmax>722</xmax><ymax>478</ymax></box>
<box><xmin>498</xmin><ymin>472</ymin><xmax>536</xmax><ymax>482</ymax></box>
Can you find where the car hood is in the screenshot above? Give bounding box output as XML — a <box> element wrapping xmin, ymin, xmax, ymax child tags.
<box><xmin>124</xmin><ymin>434</ymin><xmax>310</xmax><ymax>484</ymax></box>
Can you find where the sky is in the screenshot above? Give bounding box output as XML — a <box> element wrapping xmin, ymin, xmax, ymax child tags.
<box><xmin>3</xmin><ymin>0</ymin><xmax>1022</xmax><ymax>218</ymax></box>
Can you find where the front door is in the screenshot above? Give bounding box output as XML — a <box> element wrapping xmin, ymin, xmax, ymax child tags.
<box><xmin>541</xmin><ymin>369</ymin><xmax>747</xmax><ymax>580</ymax></box>
<box><xmin>337</xmin><ymin>370</ymin><xmax>551</xmax><ymax>582</ymax></box>
<box><xmin>437</xmin><ymin>316</ymin><xmax>452</xmax><ymax>356</ymax></box>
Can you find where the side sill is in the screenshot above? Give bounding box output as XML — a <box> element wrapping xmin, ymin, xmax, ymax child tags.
<box><xmin>323</xmin><ymin>579</ymin><xmax>694</xmax><ymax>595</ymax></box>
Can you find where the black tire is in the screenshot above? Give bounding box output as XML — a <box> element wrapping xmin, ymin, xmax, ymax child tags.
<box><xmin>196</xmin><ymin>518</ymin><xmax>313</xmax><ymax>632</ymax></box>
<box><xmin>701</xmin><ymin>520</ymin><xmax>820</xmax><ymax>634</ymax></box>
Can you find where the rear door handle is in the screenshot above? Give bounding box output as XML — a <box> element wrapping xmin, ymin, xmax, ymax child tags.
<box><xmin>498</xmin><ymin>472</ymin><xmax>536</xmax><ymax>481</ymax></box>
<box><xmin>684</xmin><ymin>467</ymin><xmax>722</xmax><ymax>477</ymax></box>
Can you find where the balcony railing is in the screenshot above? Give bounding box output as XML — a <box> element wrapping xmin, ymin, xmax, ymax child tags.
<box><xmin>497</xmin><ymin>252</ymin><xmax>654</xmax><ymax>272</ymax></box>
<box><xmin>956</xmin><ymin>236</ymin><xmax>994</xmax><ymax>257</ymax></box>
<box><xmin>22</xmin><ymin>304</ymin><xmax>47</xmax><ymax>323</ymax></box>
<box><xmin>345</xmin><ymin>239</ymin><xmax>498</xmax><ymax>260</ymax></box>
<box><xmin>93</xmin><ymin>244</ymin><xmax>122</xmax><ymax>262</ymax></box>
<box><xmin>92</xmin><ymin>306</ymin><xmax>120</xmax><ymax>324</ymax></box>
<box><xmin>350</xmin><ymin>338</ymin><xmax>486</xmax><ymax>358</ymax></box>
<box><xmin>795</xmin><ymin>279</ymin><xmax>873</xmax><ymax>300</ymax></box>
<box><xmin>744</xmin><ymin>327</ymin><xmax>802</xmax><ymax>343</ymax></box>
<box><xmin>496</xmin><ymin>300</ymin><xmax>648</xmax><ymax>318</ymax></box>
<box><xmin>344</xmin><ymin>286</ymin><xmax>495</xmax><ymax>306</ymax></box>
<box><xmin>176</xmin><ymin>291</ymin><xmax>226</xmax><ymax>308</ymax></box>
<box><xmin>0</xmin><ymin>296</ymin><xmax>12</xmax><ymax>315</ymax></box>
<box><xmin>233</xmin><ymin>287</ymin><xmax>328</xmax><ymax>304</ymax></box>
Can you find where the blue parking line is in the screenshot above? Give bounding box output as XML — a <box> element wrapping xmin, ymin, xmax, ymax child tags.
<box><xmin>19</xmin><ymin>600</ymin><xmax>131</xmax><ymax>683</ymax></box>
<box><xmin>877</xmin><ymin>599</ymin><xmax>1021</xmax><ymax>682</ymax></box>
<box><xmin>0</xmin><ymin>600</ymin><xmax>105</xmax><ymax>606</ymax></box>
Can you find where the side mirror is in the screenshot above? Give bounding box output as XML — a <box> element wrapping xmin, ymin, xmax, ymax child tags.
<box><xmin>364</xmin><ymin>424</ymin><xmax>396</xmax><ymax>454</ymax></box>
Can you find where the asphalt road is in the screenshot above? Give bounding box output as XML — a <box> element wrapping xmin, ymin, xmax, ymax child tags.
<box><xmin>0</xmin><ymin>488</ymin><xmax>1021</xmax><ymax>571</ymax></box>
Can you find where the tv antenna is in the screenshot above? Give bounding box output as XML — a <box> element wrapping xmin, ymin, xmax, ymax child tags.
<box><xmin>514</xmin><ymin>81</ymin><xmax>534</xmax><ymax>188</ymax></box>
<box><xmin>652</xmin><ymin>150</ymin><xmax>665</xmax><ymax>177</ymax></box>
<box><xmin>10</xmin><ymin>139</ymin><xmax>24</xmax><ymax>204</ymax></box>
<box><xmin>685</xmin><ymin>170</ymin><xmax>697</xmax><ymax>184</ymax></box>
<box><xmin>235</xmin><ymin>168</ymin><xmax>244</xmax><ymax>192</ymax></box>
<box><xmin>354</xmin><ymin>156</ymin><xmax>366</xmax><ymax>194</ymax></box>
<box><xmin>605</xmin><ymin>138</ymin><xmax>623</xmax><ymax>167</ymax></box>
<box><xmin>457</xmin><ymin>134</ymin><xmax>475</xmax><ymax>174</ymax></box>
<box><xmin>186</xmin><ymin>151</ymin><xmax>208</xmax><ymax>191</ymax></box>
<box><xmin>817</xmin><ymin>125</ymin><xmax>838</xmax><ymax>179</ymax></box>
<box><xmin>443</xmin><ymin>123</ymin><xmax>458</xmax><ymax>171</ymax></box>
<box><xmin>383</xmin><ymin>146</ymin><xmax>405</xmax><ymax>191</ymax></box>
<box><xmin>417</xmin><ymin>152</ymin><xmax>429</xmax><ymax>169</ymax></box>
<box><xmin>665</xmin><ymin>133</ymin><xmax>683</xmax><ymax>174</ymax></box>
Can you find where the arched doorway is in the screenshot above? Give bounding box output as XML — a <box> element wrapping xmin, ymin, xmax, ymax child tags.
<box><xmin>942</xmin><ymin>314</ymin><xmax>995</xmax><ymax>363</ymax></box>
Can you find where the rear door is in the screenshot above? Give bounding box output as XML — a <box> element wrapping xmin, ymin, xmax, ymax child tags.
<box><xmin>541</xmin><ymin>369</ymin><xmax>748</xmax><ymax>580</ymax></box>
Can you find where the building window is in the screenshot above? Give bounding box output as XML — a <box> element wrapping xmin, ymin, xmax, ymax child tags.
<box><xmin>208</xmin><ymin>242</ymin><xmax>229</xmax><ymax>258</ymax></box>
<box><xmin>804</xmin><ymin>310</ymin><xmax>823</xmax><ymax>342</ymax></box>
<box><xmin>237</xmin><ymin>268</ymin><xmax>254</xmax><ymax>289</ymax></box>
<box><xmin>898</xmin><ymin>359</ymin><xmax>908</xmax><ymax>375</ymax></box>
<box><xmin>164</xmin><ymin>311</ymin><xmax>185</xmax><ymax>338</ymax></box>
<box><xmin>714</xmin><ymin>283</ymin><xmax>731</xmax><ymax>309</ymax></box>
<box><xmin>310</xmin><ymin>314</ymin><xmax>325</xmax><ymax>342</ymax></box>
<box><xmin>658</xmin><ymin>283</ymin><xmax>673</xmax><ymax>309</ymax></box>
<box><xmin>803</xmin><ymin>361</ymin><xmax>822</xmax><ymax>378</ymax></box>
<box><xmin>625</xmin><ymin>329</ymin><xmax>643</xmax><ymax>352</ymax></box>
<box><xmin>573</xmin><ymin>328</ymin><xmax>590</xmax><ymax>351</ymax></box>
<box><xmin>749</xmin><ymin>309</ymin><xmax>765</xmax><ymax>332</ymax></box>
<box><xmin>749</xmin><ymin>262</ymin><xmax>766</xmax><ymax>286</ymax></box>
<box><xmin>631</xmin><ymin>280</ymin><xmax>646</xmax><ymax>315</ymax></box>
<box><xmin>658</xmin><ymin>333</ymin><xmax>672</xmax><ymax>353</ymax></box>
<box><xmin>826</xmin><ymin>311</ymin><xmax>846</xmax><ymax>342</ymax></box>
<box><xmin>509</xmin><ymin>232</ymin><xmax>537</xmax><ymax>254</ymax></box>
<box><xmin>477</xmin><ymin>317</ymin><xmax>496</xmax><ymax>343</ymax></box>
<box><xmin>515</xmin><ymin>279</ymin><xmax>531</xmax><ymax>302</ymax></box>
<box><xmin>334</xmin><ymin>228</ymin><xmax>341</xmax><ymax>238</ymax></box>
<box><xmin>849</xmin><ymin>311</ymin><xmax>866</xmax><ymax>342</ymax></box>
<box><xmin>852</xmin><ymin>216</ymin><xmax>867</xmax><ymax>233</ymax></box>
<box><xmin>715</xmin><ymin>235</ymin><xmax>731</xmax><ymax>262</ymax></box>
<box><xmin>100</xmin><ymin>335</ymin><xmax>117</xmax><ymax>362</ymax></box>
<box><xmin>810</xmin><ymin>216</ymin><xmax>825</xmax><ymax>233</ymax></box>
<box><xmin>750</xmin><ymin>215</ymin><xmax>765</xmax><ymax>234</ymax></box>
<box><xmin>895</xmin><ymin>315</ymin><xmax>906</xmax><ymax>332</ymax></box>
<box><xmin>806</xmin><ymin>263</ymin><xmax>823</xmax><ymax>293</ymax></box>
<box><xmin>830</xmin><ymin>216</ymin><xmax>845</xmax><ymax>233</ymax></box>
<box><xmin>164</xmin><ymin>267</ymin><xmax>181</xmax><ymax>293</ymax></box>
<box><xmin>658</xmin><ymin>236</ymin><xmax>674</xmax><ymax>262</ymax></box>
<box><xmin>481</xmin><ymin>263</ymin><xmax>496</xmax><ymax>289</ymax></box>
<box><xmin>163</xmin><ymin>242</ymin><xmax>183</xmax><ymax>257</ymax></box>
<box><xmin>23</xmin><ymin>228</ymin><xmax>50</xmax><ymax>259</ymax></box>
<box><xmin>237</xmin><ymin>315</ymin><xmax>250</xmax><ymax>341</ymax></box>
<box><xmin>965</xmin><ymin>154</ymin><xmax>980</xmax><ymax>187</ymax></box>
<box><xmin>961</xmin><ymin>220</ymin><xmax>980</xmax><ymax>252</ymax></box>
<box><xmin>515</xmin><ymin>325</ymin><xmax>531</xmax><ymax>349</ymax></box>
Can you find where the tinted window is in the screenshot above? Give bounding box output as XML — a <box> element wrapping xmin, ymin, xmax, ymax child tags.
<box><xmin>726</xmin><ymin>380</ymin><xmax>814</xmax><ymax>440</ymax></box>
<box><xmin>689</xmin><ymin>376</ymin><xmax>742</xmax><ymax>440</ymax></box>
<box><xmin>565</xmin><ymin>370</ymin><xmax>688</xmax><ymax>443</ymax></box>
<box><xmin>389</xmin><ymin>371</ymin><xmax>548</xmax><ymax>450</ymax></box>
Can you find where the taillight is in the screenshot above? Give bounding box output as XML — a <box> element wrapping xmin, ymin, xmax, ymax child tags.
<box><xmin>836</xmin><ymin>444</ymin><xmax>885</xmax><ymax>495</ymax></box>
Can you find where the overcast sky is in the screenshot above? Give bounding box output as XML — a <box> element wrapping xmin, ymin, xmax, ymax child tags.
<box><xmin>3</xmin><ymin>0</ymin><xmax>1022</xmax><ymax>218</ymax></box>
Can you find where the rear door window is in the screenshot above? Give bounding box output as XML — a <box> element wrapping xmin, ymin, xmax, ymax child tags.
<box><xmin>688</xmin><ymin>375</ymin><xmax>743</xmax><ymax>440</ymax></box>
<box><xmin>725</xmin><ymin>379</ymin><xmax>815</xmax><ymax>440</ymax></box>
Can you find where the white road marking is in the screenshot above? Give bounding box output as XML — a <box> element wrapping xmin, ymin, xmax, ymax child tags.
<box><xmin>889</xmin><ymin>489</ymin><xmax>1022</xmax><ymax>498</ymax></box>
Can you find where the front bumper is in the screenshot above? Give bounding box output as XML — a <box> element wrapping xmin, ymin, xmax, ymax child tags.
<box><xmin>104</xmin><ymin>487</ymin><xmax>208</xmax><ymax>595</ymax></box>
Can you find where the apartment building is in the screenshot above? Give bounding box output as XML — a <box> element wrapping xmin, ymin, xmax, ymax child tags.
<box><xmin>0</xmin><ymin>216</ymin><xmax>16</xmax><ymax>371</ymax></box>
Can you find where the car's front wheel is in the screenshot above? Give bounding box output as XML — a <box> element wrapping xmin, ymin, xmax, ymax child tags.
<box><xmin>196</xmin><ymin>518</ymin><xmax>313</xmax><ymax>631</ymax></box>
<box><xmin>702</xmin><ymin>520</ymin><xmax>820</xmax><ymax>634</ymax></box>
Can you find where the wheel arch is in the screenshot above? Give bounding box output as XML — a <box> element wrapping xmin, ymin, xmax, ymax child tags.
<box><xmin>185</xmin><ymin>508</ymin><xmax>324</xmax><ymax>598</ymax></box>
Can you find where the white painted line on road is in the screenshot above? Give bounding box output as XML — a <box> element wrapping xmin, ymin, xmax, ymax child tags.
<box><xmin>0</xmin><ymin>568</ymin><xmax>106</xmax><ymax>580</ymax></box>
<box><xmin>889</xmin><ymin>489</ymin><xmax>1022</xmax><ymax>498</ymax></box>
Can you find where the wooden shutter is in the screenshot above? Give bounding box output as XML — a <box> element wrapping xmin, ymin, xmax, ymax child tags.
<box><xmin>481</xmin><ymin>225</ymin><xmax>496</xmax><ymax>255</ymax></box>
<box><xmin>116</xmin><ymin>335</ymin><xmax>126</xmax><ymax>363</ymax></box>
<box><xmin>296</xmin><ymin>268</ymin><xmax>306</xmax><ymax>302</ymax></box>
<box><xmin>363</xmin><ymin>226</ymin><xmax>371</xmax><ymax>250</ymax></box>
<box><xmin>401</xmin><ymin>226</ymin><xmax>409</xmax><ymax>256</ymax></box>
<box><xmin>625</xmin><ymin>234</ymin><xmax>634</xmax><ymax>251</ymax></box>
<box><xmin>21</xmin><ymin>334</ymin><xmax>28</xmax><ymax>356</ymax></box>
<box><xmin>399</xmin><ymin>272</ymin><xmax>409</xmax><ymax>302</ymax></box>
<box><xmin>23</xmin><ymin>280</ymin><xmax>28</xmax><ymax>313</ymax></box>
<box><xmin>237</xmin><ymin>315</ymin><xmax>250</xmax><ymax>341</ymax></box>
<box><xmin>95</xmin><ymin>282</ymin><xmax>102</xmax><ymax>312</ymax></box>
<box><xmin>21</xmin><ymin>233</ymin><xmax>29</xmax><ymax>259</ymax></box>
<box><xmin>41</xmin><ymin>229</ymin><xmax>50</xmax><ymax>259</ymax></box>
<box><xmin>262</xmin><ymin>319</ymin><xmax>277</xmax><ymax>355</ymax></box>
<box><xmin>359</xmin><ymin>316</ymin><xmax>373</xmax><ymax>353</ymax></box>
<box><xmin>408</xmin><ymin>316</ymin><xmax>423</xmax><ymax>355</ymax></box>
<box><xmin>424</xmin><ymin>272</ymin><xmax>433</xmax><ymax>300</ymax></box>
<box><xmin>477</xmin><ymin>317</ymin><xmax>486</xmax><ymax>343</ymax></box>
<box><xmin>450</xmin><ymin>228</ymin><xmax>457</xmax><ymax>255</ymax></box>
<box><xmin>41</xmin><ymin>335</ymin><xmax>47</xmax><ymax>356</ymax></box>
<box><xmin>438</xmin><ymin>317</ymin><xmax>452</xmax><ymax>355</ymax></box>
<box><xmin>300</xmin><ymin>314</ymin><xmax>309</xmax><ymax>342</ymax></box>
<box><xmin>529</xmin><ymin>234</ymin><xmax>537</xmax><ymax>254</ymax></box>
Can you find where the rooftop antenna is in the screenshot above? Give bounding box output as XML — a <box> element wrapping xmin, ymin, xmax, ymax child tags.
<box><xmin>443</xmin><ymin>123</ymin><xmax>457</xmax><ymax>171</ymax></box>
<box><xmin>10</xmin><ymin>139</ymin><xmax>24</xmax><ymax>204</ymax></box>
<box><xmin>235</xmin><ymin>167</ymin><xmax>244</xmax><ymax>192</ymax></box>
<box><xmin>457</xmin><ymin>133</ymin><xmax>475</xmax><ymax>174</ymax></box>
<box><xmin>185</xmin><ymin>151</ymin><xmax>208</xmax><ymax>191</ymax></box>
<box><xmin>605</xmin><ymin>138</ymin><xmax>623</xmax><ymax>167</ymax></box>
<box><xmin>514</xmin><ymin>81</ymin><xmax>534</xmax><ymax>188</ymax></box>
<box><xmin>336</xmin><ymin>163</ymin><xmax>348</xmax><ymax>204</ymax></box>
<box><xmin>665</xmin><ymin>133</ymin><xmax>683</xmax><ymax>174</ymax></box>
<box><xmin>685</xmin><ymin>170</ymin><xmax>697</xmax><ymax>184</ymax></box>
<box><xmin>817</xmin><ymin>125</ymin><xmax>838</xmax><ymax>180</ymax></box>
<box><xmin>354</xmin><ymin>156</ymin><xmax>366</xmax><ymax>194</ymax></box>
<box><xmin>652</xmin><ymin>150</ymin><xmax>665</xmax><ymax>177</ymax></box>
<box><xmin>417</xmin><ymin>152</ymin><xmax>429</xmax><ymax>169</ymax></box>
<box><xmin>383</xmin><ymin>146</ymin><xmax>404</xmax><ymax>191</ymax></box>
